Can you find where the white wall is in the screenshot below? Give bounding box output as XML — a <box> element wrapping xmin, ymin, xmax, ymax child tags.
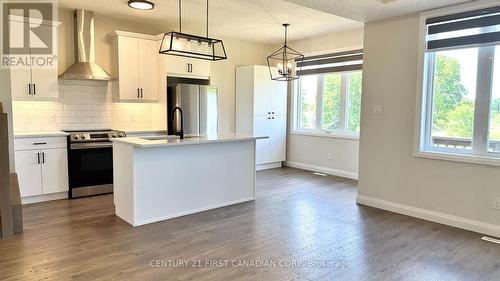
<box><xmin>358</xmin><ymin>14</ymin><xmax>500</xmax><ymax>234</ymax></box>
<box><xmin>281</xmin><ymin>28</ymin><xmax>364</xmax><ymax>179</ymax></box>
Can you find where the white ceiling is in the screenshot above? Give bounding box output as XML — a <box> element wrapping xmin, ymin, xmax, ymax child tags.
<box><xmin>57</xmin><ymin>0</ymin><xmax>363</xmax><ymax>45</ymax></box>
<box><xmin>285</xmin><ymin>0</ymin><xmax>476</xmax><ymax>23</ymax></box>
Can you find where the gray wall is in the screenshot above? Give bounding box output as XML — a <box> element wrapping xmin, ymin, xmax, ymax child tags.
<box><xmin>358</xmin><ymin>14</ymin><xmax>500</xmax><ymax>227</ymax></box>
<box><xmin>0</xmin><ymin>69</ymin><xmax>14</xmax><ymax>172</ymax></box>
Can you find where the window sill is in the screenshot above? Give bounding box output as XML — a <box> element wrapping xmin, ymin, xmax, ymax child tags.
<box><xmin>414</xmin><ymin>150</ymin><xmax>500</xmax><ymax>167</ymax></box>
<box><xmin>291</xmin><ymin>130</ymin><xmax>360</xmax><ymax>140</ymax></box>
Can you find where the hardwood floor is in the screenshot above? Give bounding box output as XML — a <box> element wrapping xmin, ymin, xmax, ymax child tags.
<box><xmin>1</xmin><ymin>167</ymin><xmax>500</xmax><ymax>281</ymax></box>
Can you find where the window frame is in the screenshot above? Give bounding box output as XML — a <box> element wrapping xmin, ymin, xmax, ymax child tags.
<box><xmin>414</xmin><ymin>1</ymin><xmax>500</xmax><ymax>167</ymax></box>
<box><xmin>292</xmin><ymin>70</ymin><xmax>361</xmax><ymax>140</ymax></box>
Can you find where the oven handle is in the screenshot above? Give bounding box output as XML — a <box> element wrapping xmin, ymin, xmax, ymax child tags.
<box><xmin>70</xmin><ymin>143</ymin><xmax>113</xmax><ymax>150</ymax></box>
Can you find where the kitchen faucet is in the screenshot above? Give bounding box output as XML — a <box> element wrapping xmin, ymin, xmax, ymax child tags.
<box><xmin>171</xmin><ymin>106</ymin><xmax>184</xmax><ymax>139</ymax></box>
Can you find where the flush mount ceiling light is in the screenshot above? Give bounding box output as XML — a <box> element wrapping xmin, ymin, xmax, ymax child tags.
<box><xmin>267</xmin><ymin>24</ymin><xmax>304</xmax><ymax>81</ymax></box>
<box><xmin>128</xmin><ymin>0</ymin><xmax>154</xmax><ymax>10</ymax></box>
<box><xmin>159</xmin><ymin>0</ymin><xmax>227</xmax><ymax>61</ymax></box>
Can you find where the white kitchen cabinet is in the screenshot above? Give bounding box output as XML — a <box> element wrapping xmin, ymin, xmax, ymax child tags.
<box><xmin>164</xmin><ymin>55</ymin><xmax>211</xmax><ymax>79</ymax></box>
<box><xmin>236</xmin><ymin>65</ymin><xmax>288</xmax><ymax>169</ymax></box>
<box><xmin>41</xmin><ymin>148</ymin><xmax>69</xmax><ymax>194</ymax></box>
<box><xmin>10</xmin><ymin>23</ymin><xmax>58</xmax><ymax>100</ymax></box>
<box><xmin>10</xmin><ymin>59</ymin><xmax>59</xmax><ymax>100</ymax></box>
<box><xmin>113</xmin><ymin>32</ymin><xmax>158</xmax><ymax>102</ymax></box>
<box><xmin>14</xmin><ymin>136</ymin><xmax>68</xmax><ymax>203</ymax></box>
<box><xmin>14</xmin><ymin>150</ymin><xmax>43</xmax><ymax>197</ymax></box>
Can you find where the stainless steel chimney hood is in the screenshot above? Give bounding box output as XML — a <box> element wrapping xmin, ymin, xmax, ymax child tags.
<box><xmin>59</xmin><ymin>10</ymin><xmax>114</xmax><ymax>81</ymax></box>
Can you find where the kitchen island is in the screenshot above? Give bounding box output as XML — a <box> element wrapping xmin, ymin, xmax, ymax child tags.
<box><xmin>111</xmin><ymin>134</ymin><xmax>266</xmax><ymax>226</ymax></box>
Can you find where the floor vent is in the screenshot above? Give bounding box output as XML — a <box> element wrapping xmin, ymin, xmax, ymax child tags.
<box><xmin>313</xmin><ymin>172</ymin><xmax>327</xmax><ymax>177</ymax></box>
<box><xmin>481</xmin><ymin>236</ymin><xmax>500</xmax><ymax>245</ymax></box>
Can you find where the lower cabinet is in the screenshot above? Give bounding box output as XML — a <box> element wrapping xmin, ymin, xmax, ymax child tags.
<box><xmin>14</xmin><ymin>137</ymin><xmax>68</xmax><ymax>200</ymax></box>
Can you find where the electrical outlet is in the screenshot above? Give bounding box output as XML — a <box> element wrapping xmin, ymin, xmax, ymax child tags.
<box><xmin>493</xmin><ymin>197</ymin><xmax>500</xmax><ymax>210</ymax></box>
<box><xmin>327</xmin><ymin>153</ymin><xmax>333</xmax><ymax>160</ymax></box>
<box><xmin>373</xmin><ymin>105</ymin><xmax>383</xmax><ymax>115</ymax></box>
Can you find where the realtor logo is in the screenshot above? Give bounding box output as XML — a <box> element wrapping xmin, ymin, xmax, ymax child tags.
<box><xmin>1</xmin><ymin>0</ymin><xmax>57</xmax><ymax>68</ymax></box>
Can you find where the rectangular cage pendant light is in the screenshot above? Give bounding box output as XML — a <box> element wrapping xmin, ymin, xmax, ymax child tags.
<box><xmin>159</xmin><ymin>32</ymin><xmax>227</xmax><ymax>61</ymax></box>
<box><xmin>159</xmin><ymin>0</ymin><xmax>227</xmax><ymax>61</ymax></box>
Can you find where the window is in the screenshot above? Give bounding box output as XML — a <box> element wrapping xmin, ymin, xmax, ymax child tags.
<box><xmin>295</xmin><ymin>50</ymin><xmax>363</xmax><ymax>136</ymax></box>
<box><xmin>420</xmin><ymin>5</ymin><xmax>500</xmax><ymax>160</ymax></box>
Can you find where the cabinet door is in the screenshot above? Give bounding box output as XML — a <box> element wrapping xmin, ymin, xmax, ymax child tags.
<box><xmin>41</xmin><ymin>148</ymin><xmax>69</xmax><ymax>194</ymax></box>
<box><xmin>270</xmin><ymin>115</ymin><xmax>287</xmax><ymax>163</ymax></box>
<box><xmin>138</xmin><ymin>39</ymin><xmax>159</xmax><ymax>101</ymax></box>
<box><xmin>253</xmin><ymin>67</ymin><xmax>272</xmax><ymax>116</ymax></box>
<box><xmin>15</xmin><ymin>150</ymin><xmax>43</xmax><ymax>197</ymax></box>
<box><xmin>271</xmin><ymin>80</ymin><xmax>288</xmax><ymax>116</ymax></box>
<box><xmin>32</xmin><ymin>66</ymin><xmax>59</xmax><ymax>99</ymax></box>
<box><xmin>117</xmin><ymin>36</ymin><xmax>140</xmax><ymax>100</ymax></box>
<box><xmin>10</xmin><ymin>68</ymin><xmax>32</xmax><ymax>99</ymax></box>
<box><xmin>165</xmin><ymin>55</ymin><xmax>190</xmax><ymax>76</ymax></box>
<box><xmin>189</xmin><ymin>59</ymin><xmax>211</xmax><ymax>78</ymax></box>
<box><xmin>253</xmin><ymin>116</ymin><xmax>271</xmax><ymax>165</ymax></box>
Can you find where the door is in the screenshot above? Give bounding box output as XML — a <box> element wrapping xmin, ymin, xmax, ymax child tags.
<box><xmin>270</xmin><ymin>79</ymin><xmax>288</xmax><ymax>116</ymax></box>
<box><xmin>68</xmin><ymin>147</ymin><xmax>113</xmax><ymax>188</ymax></box>
<box><xmin>15</xmin><ymin>150</ymin><xmax>43</xmax><ymax>197</ymax></box>
<box><xmin>253</xmin><ymin>66</ymin><xmax>272</xmax><ymax>116</ymax></box>
<box><xmin>270</xmin><ymin>115</ymin><xmax>287</xmax><ymax>163</ymax></box>
<box><xmin>253</xmin><ymin>116</ymin><xmax>271</xmax><ymax>164</ymax></box>
<box><xmin>138</xmin><ymin>39</ymin><xmax>159</xmax><ymax>101</ymax></box>
<box><xmin>165</xmin><ymin>55</ymin><xmax>190</xmax><ymax>76</ymax></box>
<box><xmin>32</xmin><ymin>66</ymin><xmax>58</xmax><ymax>99</ymax></box>
<box><xmin>118</xmin><ymin>36</ymin><xmax>140</xmax><ymax>100</ymax></box>
<box><xmin>41</xmin><ymin>148</ymin><xmax>69</xmax><ymax>194</ymax></box>
<box><xmin>10</xmin><ymin>68</ymin><xmax>32</xmax><ymax>99</ymax></box>
<box><xmin>189</xmin><ymin>59</ymin><xmax>211</xmax><ymax>78</ymax></box>
<box><xmin>177</xmin><ymin>84</ymin><xmax>200</xmax><ymax>135</ymax></box>
<box><xmin>199</xmin><ymin>86</ymin><xmax>218</xmax><ymax>136</ymax></box>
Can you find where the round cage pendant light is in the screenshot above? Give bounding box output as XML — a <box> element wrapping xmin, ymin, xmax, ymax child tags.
<box><xmin>267</xmin><ymin>24</ymin><xmax>304</xmax><ymax>81</ymax></box>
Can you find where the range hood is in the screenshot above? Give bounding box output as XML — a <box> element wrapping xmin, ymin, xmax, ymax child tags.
<box><xmin>59</xmin><ymin>10</ymin><xmax>113</xmax><ymax>81</ymax></box>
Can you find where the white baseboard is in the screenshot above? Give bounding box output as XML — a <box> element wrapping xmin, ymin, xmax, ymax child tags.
<box><xmin>22</xmin><ymin>192</ymin><xmax>68</xmax><ymax>205</ymax></box>
<box><xmin>284</xmin><ymin>161</ymin><xmax>358</xmax><ymax>180</ymax></box>
<box><xmin>357</xmin><ymin>195</ymin><xmax>500</xmax><ymax>238</ymax></box>
<box><xmin>256</xmin><ymin>162</ymin><xmax>282</xmax><ymax>171</ymax></box>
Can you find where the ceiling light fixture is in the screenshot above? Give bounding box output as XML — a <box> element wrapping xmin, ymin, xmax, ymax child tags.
<box><xmin>267</xmin><ymin>24</ymin><xmax>304</xmax><ymax>81</ymax></box>
<box><xmin>128</xmin><ymin>0</ymin><xmax>155</xmax><ymax>10</ymax></box>
<box><xmin>159</xmin><ymin>0</ymin><xmax>227</xmax><ymax>61</ymax></box>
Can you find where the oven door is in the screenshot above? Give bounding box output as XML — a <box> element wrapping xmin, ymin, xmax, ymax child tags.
<box><xmin>68</xmin><ymin>144</ymin><xmax>113</xmax><ymax>198</ymax></box>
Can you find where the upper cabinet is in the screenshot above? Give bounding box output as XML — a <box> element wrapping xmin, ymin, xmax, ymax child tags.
<box><xmin>163</xmin><ymin>55</ymin><xmax>211</xmax><ymax>79</ymax></box>
<box><xmin>10</xmin><ymin>23</ymin><xmax>58</xmax><ymax>100</ymax></box>
<box><xmin>112</xmin><ymin>31</ymin><xmax>159</xmax><ymax>102</ymax></box>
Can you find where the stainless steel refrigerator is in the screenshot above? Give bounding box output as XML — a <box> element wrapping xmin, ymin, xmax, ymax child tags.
<box><xmin>167</xmin><ymin>84</ymin><xmax>218</xmax><ymax>137</ymax></box>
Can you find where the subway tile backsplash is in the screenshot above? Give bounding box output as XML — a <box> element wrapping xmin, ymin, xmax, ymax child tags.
<box><xmin>13</xmin><ymin>80</ymin><xmax>154</xmax><ymax>133</ymax></box>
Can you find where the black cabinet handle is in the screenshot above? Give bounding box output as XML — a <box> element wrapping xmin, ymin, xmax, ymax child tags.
<box><xmin>141</xmin><ymin>88</ymin><xmax>143</xmax><ymax>98</ymax></box>
<box><xmin>28</xmin><ymin>84</ymin><xmax>32</xmax><ymax>95</ymax></box>
<box><xmin>37</xmin><ymin>153</ymin><xmax>40</xmax><ymax>164</ymax></box>
<box><xmin>42</xmin><ymin>152</ymin><xmax>45</xmax><ymax>164</ymax></box>
<box><xmin>33</xmin><ymin>83</ymin><xmax>36</xmax><ymax>95</ymax></box>
<box><xmin>137</xmin><ymin>88</ymin><xmax>140</xmax><ymax>98</ymax></box>
<box><xmin>33</xmin><ymin>142</ymin><xmax>47</xmax><ymax>145</ymax></box>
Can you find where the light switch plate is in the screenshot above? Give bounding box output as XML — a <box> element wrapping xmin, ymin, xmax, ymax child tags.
<box><xmin>493</xmin><ymin>197</ymin><xmax>500</xmax><ymax>210</ymax></box>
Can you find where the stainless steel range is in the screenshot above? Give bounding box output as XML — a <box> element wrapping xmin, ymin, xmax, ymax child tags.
<box><xmin>64</xmin><ymin>129</ymin><xmax>126</xmax><ymax>199</ymax></box>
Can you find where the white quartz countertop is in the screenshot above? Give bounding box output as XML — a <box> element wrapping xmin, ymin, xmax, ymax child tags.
<box><xmin>111</xmin><ymin>134</ymin><xmax>268</xmax><ymax>148</ymax></box>
<box><xmin>14</xmin><ymin>131</ymin><xmax>69</xmax><ymax>138</ymax></box>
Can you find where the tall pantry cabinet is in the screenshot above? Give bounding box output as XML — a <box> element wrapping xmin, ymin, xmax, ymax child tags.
<box><xmin>236</xmin><ymin>65</ymin><xmax>287</xmax><ymax>169</ymax></box>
